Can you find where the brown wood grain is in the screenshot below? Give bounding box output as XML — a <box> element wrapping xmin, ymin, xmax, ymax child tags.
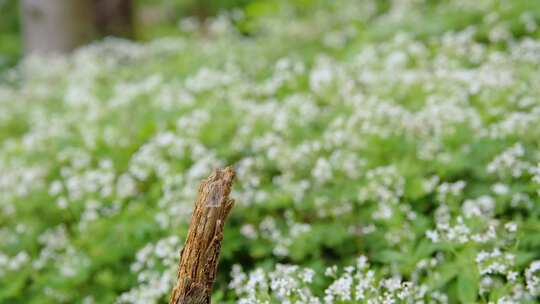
<box><xmin>169</xmin><ymin>167</ymin><xmax>235</xmax><ymax>304</ymax></box>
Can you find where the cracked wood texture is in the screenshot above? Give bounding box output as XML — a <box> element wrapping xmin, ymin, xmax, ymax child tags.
<box><xmin>170</xmin><ymin>167</ymin><xmax>235</xmax><ymax>304</ymax></box>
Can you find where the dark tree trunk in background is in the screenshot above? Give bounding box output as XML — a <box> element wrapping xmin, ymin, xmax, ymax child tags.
<box><xmin>20</xmin><ymin>0</ymin><xmax>96</xmax><ymax>54</ymax></box>
<box><xmin>194</xmin><ymin>0</ymin><xmax>211</xmax><ymax>23</ymax></box>
<box><xmin>95</xmin><ymin>0</ymin><xmax>134</xmax><ymax>39</ymax></box>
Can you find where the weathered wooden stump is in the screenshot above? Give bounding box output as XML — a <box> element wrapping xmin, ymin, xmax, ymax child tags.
<box><xmin>169</xmin><ymin>167</ymin><xmax>235</xmax><ymax>304</ymax></box>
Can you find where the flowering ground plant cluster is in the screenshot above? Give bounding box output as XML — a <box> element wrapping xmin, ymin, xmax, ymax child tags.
<box><xmin>1</xmin><ymin>0</ymin><xmax>540</xmax><ymax>303</ymax></box>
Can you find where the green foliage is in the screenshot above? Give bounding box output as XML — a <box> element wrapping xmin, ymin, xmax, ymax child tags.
<box><xmin>1</xmin><ymin>0</ymin><xmax>540</xmax><ymax>303</ymax></box>
<box><xmin>0</xmin><ymin>0</ymin><xmax>20</xmax><ymax>70</ymax></box>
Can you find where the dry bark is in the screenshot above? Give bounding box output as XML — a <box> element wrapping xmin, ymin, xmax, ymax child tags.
<box><xmin>170</xmin><ymin>167</ymin><xmax>235</xmax><ymax>304</ymax></box>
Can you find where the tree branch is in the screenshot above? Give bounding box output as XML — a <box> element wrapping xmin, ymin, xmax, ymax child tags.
<box><xmin>169</xmin><ymin>167</ymin><xmax>235</xmax><ymax>304</ymax></box>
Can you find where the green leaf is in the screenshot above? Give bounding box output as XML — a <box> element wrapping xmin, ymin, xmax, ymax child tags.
<box><xmin>457</xmin><ymin>267</ymin><xmax>479</xmax><ymax>303</ymax></box>
<box><xmin>0</xmin><ymin>268</ymin><xmax>29</xmax><ymax>300</ymax></box>
<box><xmin>428</xmin><ymin>261</ymin><xmax>459</xmax><ymax>290</ymax></box>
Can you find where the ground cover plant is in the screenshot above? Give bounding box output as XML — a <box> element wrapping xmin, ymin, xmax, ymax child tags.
<box><xmin>1</xmin><ymin>0</ymin><xmax>540</xmax><ymax>303</ymax></box>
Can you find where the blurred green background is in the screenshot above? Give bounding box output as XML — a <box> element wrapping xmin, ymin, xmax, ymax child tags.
<box><xmin>2</xmin><ymin>0</ymin><xmax>540</xmax><ymax>303</ymax></box>
<box><xmin>0</xmin><ymin>0</ymin><xmax>260</xmax><ymax>71</ymax></box>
